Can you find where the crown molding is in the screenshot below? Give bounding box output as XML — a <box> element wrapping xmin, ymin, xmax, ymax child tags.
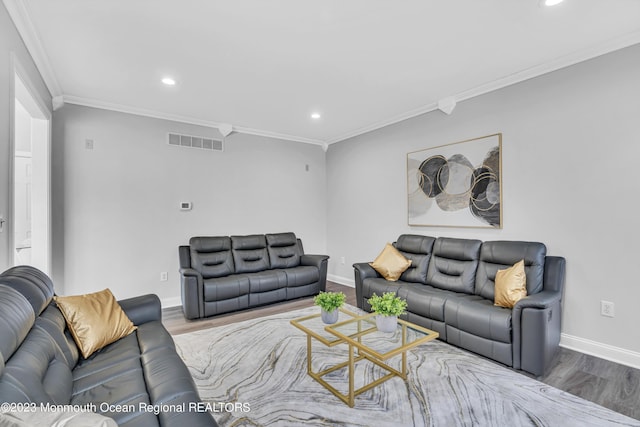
<box><xmin>453</xmin><ymin>30</ymin><xmax>640</xmax><ymax>106</ymax></box>
<box><xmin>3</xmin><ymin>0</ymin><xmax>62</xmax><ymax>96</ymax></box>
<box><xmin>62</xmin><ymin>95</ymin><xmax>326</xmax><ymax>147</ymax></box>
<box><xmin>326</xmin><ymin>31</ymin><xmax>640</xmax><ymax>145</ymax></box>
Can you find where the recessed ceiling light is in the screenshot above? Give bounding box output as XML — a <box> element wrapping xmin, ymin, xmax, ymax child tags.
<box><xmin>544</xmin><ymin>0</ymin><xmax>564</xmax><ymax>6</ymax></box>
<box><xmin>162</xmin><ymin>77</ymin><xmax>176</xmax><ymax>86</ymax></box>
<box><xmin>310</xmin><ymin>112</ymin><xmax>321</xmax><ymax>120</ymax></box>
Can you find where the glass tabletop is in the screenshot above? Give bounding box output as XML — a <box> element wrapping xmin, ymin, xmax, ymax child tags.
<box><xmin>326</xmin><ymin>313</ymin><xmax>439</xmax><ymax>360</ymax></box>
<box><xmin>290</xmin><ymin>307</ymin><xmax>361</xmax><ymax>346</ymax></box>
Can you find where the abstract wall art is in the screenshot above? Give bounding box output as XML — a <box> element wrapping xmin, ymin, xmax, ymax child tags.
<box><xmin>407</xmin><ymin>133</ymin><xmax>502</xmax><ymax>228</ymax></box>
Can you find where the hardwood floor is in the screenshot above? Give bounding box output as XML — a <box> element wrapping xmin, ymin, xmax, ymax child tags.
<box><xmin>163</xmin><ymin>282</ymin><xmax>640</xmax><ymax>421</ymax></box>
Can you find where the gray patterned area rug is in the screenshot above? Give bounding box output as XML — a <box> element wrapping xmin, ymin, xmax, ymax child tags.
<box><xmin>173</xmin><ymin>305</ymin><xmax>639</xmax><ymax>427</ymax></box>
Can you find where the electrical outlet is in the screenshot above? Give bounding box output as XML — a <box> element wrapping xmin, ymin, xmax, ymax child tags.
<box><xmin>340</xmin><ymin>257</ymin><xmax>346</xmax><ymax>265</ymax></box>
<box><xmin>160</xmin><ymin>272</ymin><xmax>168</xmax><ymax>282</ymax></box>
<box><xmin>601</xmin><ymin>300</ymin><xmax>615</xmax><ymax>318</ymax></box>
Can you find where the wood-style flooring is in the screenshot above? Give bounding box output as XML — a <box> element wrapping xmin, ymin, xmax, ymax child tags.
<box><xmin>162</xmin><ymin>282</ymin><xmax>640</xmax><ymax>421</ymax></box>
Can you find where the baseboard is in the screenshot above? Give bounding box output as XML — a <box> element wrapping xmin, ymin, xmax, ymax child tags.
<box><xmin>560</xmin><ymin>333</ymin><xmax>640</xmax><ymax>370</ymax></box>
<box><xmin>161</xmin><ymin>296</ymin><xmax>182</xmax><ymax>309</ymax></box>
<box><xmin>327</xmin><ymin>274</ymin><xmax>354</xmax><ymax>288</ymax></box>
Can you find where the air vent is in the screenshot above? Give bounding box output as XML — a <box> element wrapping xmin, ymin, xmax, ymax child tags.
<box><xmin>167</xmin><ymin>133</ymin><xmax>223</xmax><ymax>152</ymax></box>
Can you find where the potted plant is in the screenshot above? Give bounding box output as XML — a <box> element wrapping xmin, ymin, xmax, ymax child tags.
<box><xmin>367</xmin><ymin>292</ymin><xmax>407</xmax><ymax>333</ymax></box>
<box><xmin>314</xmin><ymin>291</ymin><xmax>346</xmax><ymax>324</ymax></box>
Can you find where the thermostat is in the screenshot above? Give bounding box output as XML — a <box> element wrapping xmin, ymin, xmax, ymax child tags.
<box><xmin>180</xmin><ymin>202</ymin><xmax>192</xmax><ymax>211</ymax></box>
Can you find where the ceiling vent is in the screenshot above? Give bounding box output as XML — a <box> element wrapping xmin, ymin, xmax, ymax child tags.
<box><xmin>167</xmin><ymin>133</ymin><xmax>223</xmax><ymax>152</ymax></box>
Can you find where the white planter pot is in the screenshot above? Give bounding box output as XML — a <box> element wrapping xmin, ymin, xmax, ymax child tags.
<box><xmin>375</xmin><ymin>315</ymin><xmax>397</xmax><ymax>333</ymax></box>
<box><xmin>321</xmin><ymin>309</ymin><xmax>339</xmax><ymax>324</ymax></box>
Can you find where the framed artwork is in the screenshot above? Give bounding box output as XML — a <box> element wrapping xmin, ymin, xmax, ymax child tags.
<box><xmin>407</xmin><ymin>133</ymin><xmax>502</xmax><ymax>228</ymax></box>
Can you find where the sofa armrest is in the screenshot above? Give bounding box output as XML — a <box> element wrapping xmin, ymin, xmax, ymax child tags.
<box><xmin>514</xmin><ymin>290</ymin><xmax>562</xmax><ymax>310</ymax></box>
<box><xmin>301</xmin><ymin>254</ymin><xmax>329</xmax><ymax>293</ymax></box>
<box><xmin>180</xmin><ymin>267</ymin><xmax>203</xmax><ymax>320</ymax></box>
<box><xmin>353</xmin><ymin>263</ymin><xmax>380</xmax><ymax>308</ymax></box>
<box><xmin>119</xmin><ymin>294</ymin><xmax>162</xmax><ymax>325</ymax></box>
<box><xmin>300</xmin><ymin>254</ymin><xmax>329</xmax><ymax>268</ymax></box>
<box><xmin>512</xmin><ymin>290</ymin><xmax>563</xmax><ymax>376</ymax></box>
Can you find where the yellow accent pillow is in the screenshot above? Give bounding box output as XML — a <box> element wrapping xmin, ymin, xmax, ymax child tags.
<box><xmin>494</xmin><ymin>260</ymin><xmax>527</xmax><ymax>308</ymax></box>
<box><xmin>54</xmin><ymin>288</ymin><xmax>137</xmax><ymax>358</ymax></box>
<box><xmin>369</xmin><ymin>243</ymin><xmax>412</xmax><ymax>281</ymax></box>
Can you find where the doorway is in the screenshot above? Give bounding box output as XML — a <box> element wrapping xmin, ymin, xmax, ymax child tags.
<box><xmin>12</xmin><ymin>69</ymin><xmax>52</xmax><ymax>274</ymax></box>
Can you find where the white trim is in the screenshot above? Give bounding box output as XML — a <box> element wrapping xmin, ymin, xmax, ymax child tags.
<box><xmin>10</xmin><ymin>53</ymin><xmax>53</xmax><ymax>275</ymax></box>
<box><xmin>327</xmin><ymin>274</ymin><xmax>355</xmax><ymax>288</ymax></box>
<box><xmin>326</xmin><ymin>31</ymin><xmax>640</xmax><ymax>145</ymax></box>
<box><xmin>3</xmin><ymin>0</ymin><xmax>62</xmax><ymax>96</ymax></box>
<box><xmin>62</xmin><ymin>95</ymin><xmax>326</xmax><ymax>147</ymax></box>
<box><xmin>161</xmin><ymin>296</ymin><xmax>182</xmax><ymax>309</ymax></box>
<box><xmin>560</xmin><ymin>333</ymin><xmax>640</xmax><ymax>370</ymax></box>
<box><xmin>326</xmin><ymin>102</ymin><xmax>439</xmax><ymax>145</ymax></box>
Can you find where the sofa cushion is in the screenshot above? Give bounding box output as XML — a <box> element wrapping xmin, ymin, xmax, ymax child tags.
<box><xmin>445</xmin><ymin>296</ymin><xmax>512</xmax><ymax>344</ymax></box>
<box><xmin>190</xmin><ymin>236</ymin><xmax>234</xmax><ymax>279</ymax></box>
<box><xmin>245</xmin><ymin>270</ymin><xmax>287</xmax><ymax>293</ymax></box>
<box><xmin>394</xmin><ymin>234</ymin><xmax>436</xmax><ymax>284</ymax></box>
<box><xmin>266</xmin><ymin>232</ymin><xmax>302</xmax><ymax>268</ymax></box>
<box><xmin>232</xmin><ymin>235</ymin><xmax>270</xmax><ymax>273</ymax></box>
<box><xmin>426</xmin><ymin>237</ymin><xmax>482</xmax><ymax>294</ymax></box>
<box><xmin>54</xmin><ymin>289</ymin><xmax>137</xmax><ymax>358</ymax></box>
<box><xmin>397</xmin><ymin>283</ymin><xmax>461</xmax><ymax>322</ymax></box>
<box><xmin>0</xmin><ymin>322</ymin><xmax>74</xmax><ymax>405</ymax></box>
<box><xmin>0</xmin><ymin>265</ymin><xmax>55</xmax><ymax>316</ymax></box>
<box><xmin>0</xmin><ymin>285</ymin><xmax>35</xmax><ymax>369</ymax></box>
<box><xmin>369</xmin><ymin>243</ymin><xmax>412</xmax><ymax>281</ymax></box>
<box><xmin>283</xmin><ymin>266</ymin><xmax>319</xmax><ymax>288</ymax></box>
<box><xmin>203</xmin><ymin>275</ymin><xmax>250</xmax><ymax>301</ymax></box>
<box><xmin>71</xmin><ymin>331</ymin><xmax>157</xmax><ymax>426</ymax></box>
<box><xmin>35</xmin><ymin>306</ymin><xmax>80</xmax><ymax>372</ymax></box>
<box><xmin>475</xmin><ymin>241</ymin><xmax>546</xmax><ymax>300</ymax></box>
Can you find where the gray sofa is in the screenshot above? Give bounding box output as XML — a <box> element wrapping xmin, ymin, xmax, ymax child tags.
<box><xmin>179</xmin><ymin>232</ymin><xmax>329</xmax><ymax>320</ymax></box>
<box><xmin>0</xmin><ymin>266</ymin><xmax>216</xmax><ymax>427</ymax></box>
<box><xmin>354</xmin><ymin>235</ymin><xmax>566</xmax><ymax>376</ymax></box>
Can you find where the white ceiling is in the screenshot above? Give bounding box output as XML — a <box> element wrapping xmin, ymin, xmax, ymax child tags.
<box><xmin>6</xmin><ymin>0</ymin><xmax>640</xmax><ymax>145</ymax></box>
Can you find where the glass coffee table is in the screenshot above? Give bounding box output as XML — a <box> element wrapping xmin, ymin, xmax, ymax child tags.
<box><xmin>291</xmin><ymin>310</ymin><xmax>439</xmax><ymax>407</ymax></box>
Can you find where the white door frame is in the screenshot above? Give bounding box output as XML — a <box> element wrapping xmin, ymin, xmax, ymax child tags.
<box><xmin>10</xmin><ymin>53</ymin><xmax>52</xmax><ymax>274</ymax></box>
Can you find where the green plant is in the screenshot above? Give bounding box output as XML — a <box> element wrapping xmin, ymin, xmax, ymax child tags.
<box><xmin>368</xmin><ymin>292</ymin><xmax>407</xmax><ymax>317</ymax></box>
<box><xmin>313</xmin><ymin>291</ymin><xmax>346</xmax><ymax>312</ymax></box>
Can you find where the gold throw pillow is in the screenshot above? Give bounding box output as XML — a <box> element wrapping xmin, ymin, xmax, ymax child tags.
<box><xmin>494</xmin><ymin>260</ymin><xmax>527</xmax><ymax>308</ymax></box>
<box><xmin>54</xmin><ymin>288</ymin><xmax>137</xmax><ymax>358</ymax></box>
<box><xmin>369</xmin><ymin>243</ymin><xmax>412</xmax><ymax>281</ymax></box>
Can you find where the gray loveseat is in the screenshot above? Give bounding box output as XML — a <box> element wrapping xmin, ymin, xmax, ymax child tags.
<box><xmin>0</xmin><ymin>266</ymin><xmax>216</xmax><ymax>426</ymax></box>
<box><xmin>179</xmin><ymin>232</ymin><xmax>329</xmax><ymax>319</ymax></box>
<box><xmin>354</xmin><ymin>235</ymin><xmax>566</xmax><ymax>376</ymax></box>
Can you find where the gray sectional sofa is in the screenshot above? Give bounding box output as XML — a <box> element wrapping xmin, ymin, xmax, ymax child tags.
<box><xmin>354</xmin><ymin>234</ymin><xmax>566</xmax><ymax>376</ymax></box>
<box><xmin>0</xmin><ymin>266</ymin><xmax>216</xmax><ymax>426</ymax></box>
<box><xmin>179</xmin><ymin>232</ymin><xmax>329</xmax><ymax>319</ymax></box>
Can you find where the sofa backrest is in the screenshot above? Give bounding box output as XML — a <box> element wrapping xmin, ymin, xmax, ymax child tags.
<box><xmin>266</xmin><ymin>232</ymin><xmax>302</xmax><ymax>268</ymax></box>
<box><xmin>475</xmin><ymin>240</ymin><xmax>547</xmax><ymax>300</ymax></box>
<box><xmin>394</xmin><ymin>234</ymin><xmax>436</xmax><ymax>283</ymax></box>
<box><xmin>426</xmin><ymin>237</ymin><xmax>482</xmax><ymax>294</ymax></box>
<box><xmin>232</xmin><ymin>234</ymin><xmax>270</xmax><ymax>273</ymax></box>
<box><xmin>189</xmin><ymin>236</ymin><xmax>235</xmax><ymax>278</ymax></box>
<box><xmin>0</xmin><ymin>266</ymin><xmax>78</xmax><ymax>405</ymax></box>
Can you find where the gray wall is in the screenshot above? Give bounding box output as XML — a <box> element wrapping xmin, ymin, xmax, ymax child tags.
<box><xmin>0</xmin><ymin>4</ymin><xmax>52</xmax><ymax>271</ymax></box>
<box><xmin>326</xmin><ymin>44</ymin><xmax>640</xmax><ymax>359</ymax></box>
<box><xmin>52</xmin><ymin>105</ymin><xmax>327</xmax><ymax>304</ymax></box>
